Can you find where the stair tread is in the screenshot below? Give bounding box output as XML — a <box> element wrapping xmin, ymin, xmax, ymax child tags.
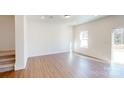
<box><xmin>0</xmin><ymin>50</ymin><xmax>15</xmax><ymax>72</ymax></box>
<box><xmin>0</xmin><ymin>50</ymin><xmax>15</xmax><ymax>52</ymax></box>
<box><xmin>0</xmin><ymin>63</ymin><xmax>14</xmax><ymax>68</ymax></box>
<box><xmin>0</xmin><ymin>51</ymin><xmax>15</xmax><ymax>57</ymax></box>
<box><xmin>0</xmin><ymin>57</ymin><xmax>15</xmax><ymax>62</ymax></box>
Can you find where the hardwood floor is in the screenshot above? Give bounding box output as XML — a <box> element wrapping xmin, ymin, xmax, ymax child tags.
<box><xmin>0</xmin><ymin>52</ymin><xmax>124</xmax><ymax>78</ymax></box>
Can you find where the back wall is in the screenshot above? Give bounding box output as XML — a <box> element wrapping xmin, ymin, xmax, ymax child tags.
<box><xmin>26</xmin><ymin>18</ymin><xmax>72</xmax><ymax>57</ymax></box>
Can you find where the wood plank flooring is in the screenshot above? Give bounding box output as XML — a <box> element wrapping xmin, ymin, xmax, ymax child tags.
<box><xmin>0</xmin><ymin>53</ymin><xmax>124</xmax><ymax>78</ymax></box>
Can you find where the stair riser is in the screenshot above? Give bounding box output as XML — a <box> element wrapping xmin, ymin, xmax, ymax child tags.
<box><xmin>0</xmin><ymin>57</ymin><xmax>15</xmax><ymax>61</ymax></box>
<box><xmin>0</xmin><ymin>63</ymin><xmax>14</xmax><ymax>68</ymax></box>
<box><xmin>0</xmin><ymin>66</ymin><xmax>14</xmax><ymax>72</ymax></box>
<box><xmin>0</xmin><ymin>50</ymin><xmax>15</xmax><ymax>52</ymax></box>
<box><xmin>0</xmin><ymin>55</ymin><xmax>15</xmax><ymax>59</ymax></box>
<box><xmin>0</xmin><ymin>61</ymin><xmax>15</xmax><ymax>65</ymax></box>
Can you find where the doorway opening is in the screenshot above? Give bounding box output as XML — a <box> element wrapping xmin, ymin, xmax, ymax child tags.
<box><xmin>111</xmin><ymin>28</ymin><xmax>124</xmax><ymax>64</ymax></box>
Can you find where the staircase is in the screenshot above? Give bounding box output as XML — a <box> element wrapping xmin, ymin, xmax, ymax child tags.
<box><xmin>0</xmin><ymin>50</ymin><xmax>15</xmax><ymax>72</ymax></box>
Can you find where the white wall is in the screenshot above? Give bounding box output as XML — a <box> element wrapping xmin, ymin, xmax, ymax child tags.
<box><xmin>0</xmin><ymin>15</ymin><xmax>15</xmax><ymax>50</ymax></box>
<box><xmin>26</xmin><ymin>18</ymin><xmax>72</xmax><ymax>57</ymax></box>
<box><xmin>24</xmin><ymin>16</ymin><xmax>28</xmax><ymax>66</ymax></box>
<box><xmin>15</xmin><ymin>15</ymin><xmax>28</xmax><ymax>70</ymax></box>
<box><xmin>73</xmin><ymin>15</ymin><xmax>124</xmax><ymax>62</ymax></box>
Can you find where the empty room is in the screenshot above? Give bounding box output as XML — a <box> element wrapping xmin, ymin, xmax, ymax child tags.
<box><xmin>0</xmin><ymin>15</ymin><xmax>124</xmax><ymax>78</ymax></box>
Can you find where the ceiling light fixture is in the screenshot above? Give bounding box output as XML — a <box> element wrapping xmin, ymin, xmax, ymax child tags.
<box><xmin>64</xmin><ymin>15</ymin><xmax>71</xmax><ymax>19</ymax></box>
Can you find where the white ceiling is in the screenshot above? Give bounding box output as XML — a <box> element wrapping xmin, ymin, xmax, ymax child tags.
<box><xmin>26</xmin><ymin>15</ymin><xmax>107</xmax><ymax>26</ymax></box>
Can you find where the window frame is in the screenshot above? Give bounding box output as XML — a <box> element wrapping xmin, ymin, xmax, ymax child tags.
<box><xmin>80</xmin><ymin>31</ymin><xmax>88</xmax><ymax>48</ymax></box>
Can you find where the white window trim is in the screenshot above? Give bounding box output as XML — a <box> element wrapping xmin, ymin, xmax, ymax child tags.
<box><xmin>80</xmin><ymin>31</ymin><xmax>88</xmax><ymax>48</ymax></box>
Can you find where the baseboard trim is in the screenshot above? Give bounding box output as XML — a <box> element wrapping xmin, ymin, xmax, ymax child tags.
<box><xmin>14</xmin><ymin>59</ymin><xmax>28</xmax><ymax>71</ymax></box>
<box><xmin>29</xmin><ymin>50</ymin><xmax>69</xmax><ymax>58</ymax></box>
<box><xmin>15</xmin><ymin>64</ymin><xmax>26</xmax><ymax>70</ymax></box>
<box><xmin>73</xmin><ymin>51</ymin><xmax>108</xmax><ymax>63</ymax></box>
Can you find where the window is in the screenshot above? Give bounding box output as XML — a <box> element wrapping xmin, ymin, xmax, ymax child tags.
<box><xmin>112</xmin><ymin>28</ymin><xmax>124</xmax><ymax>45</ymax></box>
<box><xmin>80</xmin><ymin>31</ymin><xmax>88</xmax><ymax>48</ymax></box>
